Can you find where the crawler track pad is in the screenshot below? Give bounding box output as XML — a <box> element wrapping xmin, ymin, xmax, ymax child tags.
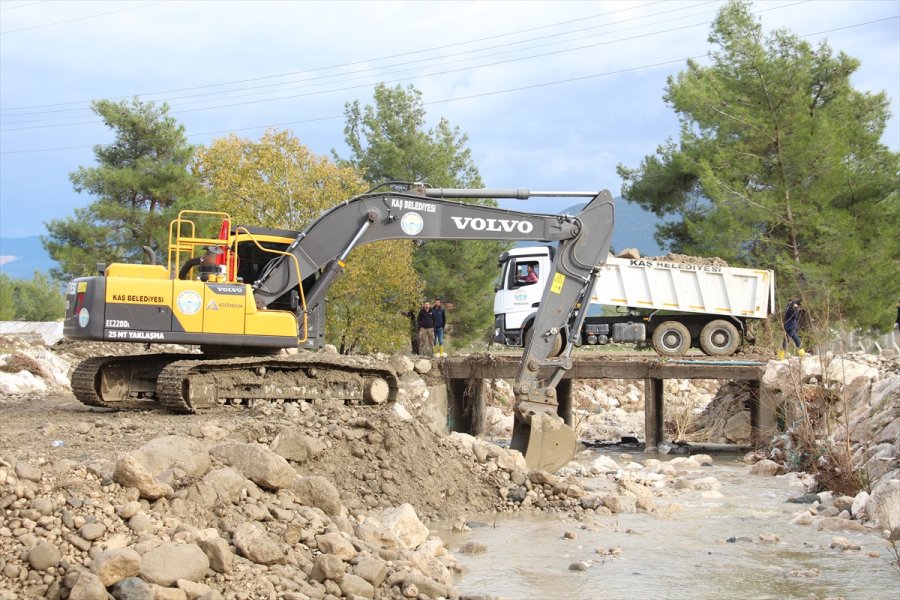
<box><xmin>511</xmin><ymin>412</ymin><xmax>577</xmax><ymax>473</ymax></box>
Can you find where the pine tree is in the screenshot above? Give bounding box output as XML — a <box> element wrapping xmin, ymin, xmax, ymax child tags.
<box><xmin>617</xmin><ymin>0</ymin><xmax>899</xmax><ymax>330</ymax></box>
<box><xmin>337</xmin><ymin>84</ymin><xmax>508</xmax><ymax>347</ymax></box>
<box><xmin>44</xmin><ymin>98</ymin><xmax>206</xmax><ymax>279</ymax></box>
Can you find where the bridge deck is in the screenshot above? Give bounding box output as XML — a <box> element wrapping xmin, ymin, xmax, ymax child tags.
<box><xmin>440</xmin><ymin>354</ymin><xmax>764</xmax><ymax>380</ymax></box>
<box><xmin>438</xmin><ymin>354</ymin><xmax>771</xmax><ymax>452</ymax></box>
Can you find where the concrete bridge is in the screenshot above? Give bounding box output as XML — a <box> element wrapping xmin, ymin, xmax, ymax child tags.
<box><xmin>437</xmin><ymin>354</ymin><xmax>773</xmax><ymax>451</ymax></box>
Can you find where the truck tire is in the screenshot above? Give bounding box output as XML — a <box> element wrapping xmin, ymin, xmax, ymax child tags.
<box><xmin>652</xmin><ymin>321</ymin><xmax>690</xmax><ymax>357</ymax></box>
<box><xmin>699</xmin><ymin>320</ymin><xmax>740</xmax><ymax>356</ymax></box>
<box><xmin>524</xmin><ymin>325</ymin><xmax>564</xmax><ymax>357</ymax></box>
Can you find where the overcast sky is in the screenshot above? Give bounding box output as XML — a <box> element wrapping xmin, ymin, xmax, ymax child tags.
<box><xmin>1</xmin><ymin>0</ymin><xmax>897</xmax><ymax>239</ymax></box>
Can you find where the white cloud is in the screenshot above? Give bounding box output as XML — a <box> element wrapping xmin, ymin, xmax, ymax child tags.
<box><xmin>1</xmin><ymin>0</ymin><xmax>897</xmax><ymax>235</ymax></box>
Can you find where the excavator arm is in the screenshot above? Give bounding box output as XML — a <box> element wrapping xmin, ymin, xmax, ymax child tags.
<box><xmin>253</xmin><ymin>183</ymin><xmax>615</xmax><ymax>471</ymax></box>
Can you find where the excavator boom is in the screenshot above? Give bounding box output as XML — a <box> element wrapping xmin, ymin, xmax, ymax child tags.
<box><xmin>251</xmin><ymin>184</ymin><xmax>615</xmax><ymax>470</ymax></box>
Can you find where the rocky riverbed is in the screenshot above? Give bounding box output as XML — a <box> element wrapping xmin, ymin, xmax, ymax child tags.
<box><xmin>0</xmin><ymin>336</ymin><xmax>898</xmax><ymax>599</ymax></box>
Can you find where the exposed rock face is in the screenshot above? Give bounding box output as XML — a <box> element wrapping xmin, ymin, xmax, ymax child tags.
<box><xmin>867</xmin><ymin>476</ymin><xmax>900</xmax><ymax>531</ymax></box>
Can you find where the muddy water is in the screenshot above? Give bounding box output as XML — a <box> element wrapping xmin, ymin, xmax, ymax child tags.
<box><xmin>437</xmin><ymin>453</ymin><xmax>897</xmax><ymax>600</ymax></box>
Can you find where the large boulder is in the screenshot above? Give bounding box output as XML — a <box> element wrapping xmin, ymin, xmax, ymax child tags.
<box><xmin>233</xmin><ymin>522</ymin><xmax>283</xmax><ymax>565</ymax></box>
<box><xmin>378</xmin><ymin>503</ymin><xmax>429</xmax><ymax>549</ymax></box>
<box><xmin>27</xmin><ymin>542</ymin><xmax>61</xmax><ymax>571</ymax></box>
<box><xmin>723</xmin><ymin>411</ymin><xmax>751</xmax><ymax>444</ymax></box>
<box><xmin>113</xmin><ymin>454</ymin><xmax>173</xmax><ymax>500</ymax></box>
<box><xmin>185</xmin><ymin>467</ymin><xmax>251</xmax><ymax>507</ymax></box>
<box><xmin>291</xmin><ymin>475</ymin><xmax>343</xmax><ymax>516</ymax></box>
<box><xmin>822</xmin><ymin>358</ymin><xmax>878</xmax><ymax>400</ymax></box>
<box><xmin>271</xmin><ymin>429</ymin><xmax>326</xmax><ymax>463</ymax></box>
<box><xmin>316</xmin><ymin>532</ymin><xmax>357</xmax><ymax>561</ymax></box>
<box><xmin>90</xmin><ymin>547</ymin><xmax>141</xmax><ymax>587</ymax></box>
<box><xmin>355</xmin><ymin>517</ymin><xmax>400</xmax><ymax>551</ymax></box>
<box><xmin>130</xmin><ymin>435</ymin><xmax>211</xmax><ymax>478</ymax></box>
<box><xmin>140</xmin><ymin>542</ymin><xmax>209</xmax><ymax>586</ymax></box>
<box><xmin>68</xmin><ymin>572</ymin><xmax>107</xmax><ymax>600</ymax></box>
<box><xmin>750</xmin><ymin>459</ymin><xmax>784</xmax><ymax>476</ymax></box>
<box><xmin>210</xmin><ymin>442</ymin><xmax>296</xmax><ymax>490</ymax></box>
<box><xmin>867</xmin><ymin>477</ymin><xmax>900</xmax><ymax>531</ymax></box>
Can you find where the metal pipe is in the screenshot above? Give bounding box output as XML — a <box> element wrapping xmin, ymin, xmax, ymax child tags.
<box><xmin>423</xmin><ymin>188</ymin><xmax>600</xmax><ymax>200</ymax></box>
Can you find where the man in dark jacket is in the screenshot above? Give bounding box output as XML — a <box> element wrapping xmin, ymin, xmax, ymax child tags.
<box><xmin>433</xmin><ymin>298</ymin><xmax>447</xmax><ymax>357</ymax></box>
<box><xmin>780</xmin><ymin>298</ymin><xmax>804</xmax><ymax>357</ymax></box>
<box><xmin>416</xmin><ymin>300</ymin><xmax>435</xmax><ymax>356</ymax></box>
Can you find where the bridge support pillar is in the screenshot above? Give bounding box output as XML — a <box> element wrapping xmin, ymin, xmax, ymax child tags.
<box><xmin>751</xmin><ymin>381</ymin><xmax>777</xmax><ymax>445</ymax></box>
<box><xmin>644</xmin><ymin>378</ymin><xmax>664</xmax><ymax>452</ymax></box>
<box><xmin>448</xmin><ymin>378</ymin><xmax>485</xmax><ymax>435</ymax></box>
<box><xmin>556</xmin><ymin>378</ymin><xmax>573</xmax><ymax>427</ymax></box>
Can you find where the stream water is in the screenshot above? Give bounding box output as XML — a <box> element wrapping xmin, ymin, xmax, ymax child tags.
<box><xmin>437</xmin><ymin>452</ymin><xmax>898</xmax><ymax>600</ymax></box>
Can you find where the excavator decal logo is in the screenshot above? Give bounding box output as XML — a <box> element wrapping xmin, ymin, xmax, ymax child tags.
<box><xmin>176</xmin><ymin>290</ymin><xmax>202</xmax><ymax>315</ymax></box>
<box><xmin>550</xmin><ymin>273</ymin><xmax>566</xmax><ymax>294</ymax></box>
<box><xmin>400</xmin><ymin>212</ymin><xmax>424</xmax><ymax>235</ymax></box>
<box><xmin>450</xmin><ymin>217</ymin><xmax>534</xmax><ymax>234</ymax></box>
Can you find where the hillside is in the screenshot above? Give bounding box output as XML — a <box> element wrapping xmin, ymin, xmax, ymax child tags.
<box><xmin>559</xmin><ymin>198</ymin><xmax>666</xmax><ymax>256</ymax></box>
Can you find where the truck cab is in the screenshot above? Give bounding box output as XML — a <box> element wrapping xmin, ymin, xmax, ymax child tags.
<box><xmin>493</xmin><ymin>246</ymin><xmax>554</xmax><ymax>346</ymax></box>
<box><xmin>494</xmin><ymin>246</ymin><xmax>776</xmax><ymax>356</ymax></box>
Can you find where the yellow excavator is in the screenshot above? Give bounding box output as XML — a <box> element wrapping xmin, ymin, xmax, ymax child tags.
<box><xmin>63</xmin><ymin>182</ymin><xmax>614</xmax><ymax>472</ymax></box>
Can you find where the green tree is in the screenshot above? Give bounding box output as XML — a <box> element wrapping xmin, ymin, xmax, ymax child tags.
<box><xmin>617</xmin><ymin>0</ymin><xmax>899</xmax><ymax>331</ymax></box>
<box><xmin>0</xmin><ymin>274</ymin><xmax>15</xmax><ymax>320</ymax></box>
<box><xmin>193</xmin><ymin>129</ymin><xmax>423</xmax><ymax>353</ymax></box>
<box><xmin>337</xmin><ymin>83</ymin><xmax>507</xmax><ymax>347</ymax></box>
<box><xmin>44</xmin><ymin>98</ymin><xmax>207</xmax><ymax>279</ymax></box>
<box><xmin>1</xmin><ymin>272</ymin><xmax>65</xmax><ymax>321</ymax></box>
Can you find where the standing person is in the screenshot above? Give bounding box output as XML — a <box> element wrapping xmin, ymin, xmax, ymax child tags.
<box><xmin>780</xmin><ymin>298</ymin><xmax>804</xmax><ymax>358</ymax></box>
<box><xmin>433</xmin><ymin>298</ymin><xmax>446</xmax><ymax>357</ymax></box>
<box><xmin>416</xmin><ymin>300</ymin><xmax>435</xmax><ymax>356</ymax></box>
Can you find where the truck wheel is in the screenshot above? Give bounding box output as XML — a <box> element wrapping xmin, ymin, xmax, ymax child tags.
<box><xmin>699</xmin><ymin>320</ymin><xmax>740</xmax><ymax>356</ymax></box>
<box><xmin>652</xmin><ymin>321</ymin><xmax>690</xmax><ymax>356</ymax></box>
<box><xmin>524</xmin><ymin>325</ymin><xmax>565</xmax><ymax>357</ymax></box>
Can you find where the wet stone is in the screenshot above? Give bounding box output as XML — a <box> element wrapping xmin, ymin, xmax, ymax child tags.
<box><xmin>787</xmin><ymin>493</ymin><xmax>821</xmax><ymax>504</ymax></box>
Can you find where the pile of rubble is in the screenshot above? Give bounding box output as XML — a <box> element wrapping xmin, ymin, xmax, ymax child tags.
<box><xmin>1</xmin><ymin>333</ymin><xmax>897</xmax><ymax>598</ymax></box>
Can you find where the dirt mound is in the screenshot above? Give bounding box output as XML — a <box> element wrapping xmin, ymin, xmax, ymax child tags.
<box><xmin>645</xmin><ymin>253</ymin><xmax>729</xmax><ymax>267</ymax></box>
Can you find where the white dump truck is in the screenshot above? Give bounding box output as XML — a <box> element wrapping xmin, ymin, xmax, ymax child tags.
<box><xmin>493</xmin><ymin>246</ymin><xmax>776</xmax><ymax>356</ymax></box>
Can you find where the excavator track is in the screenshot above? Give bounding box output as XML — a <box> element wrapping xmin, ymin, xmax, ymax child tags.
<box><xmin>71</xmin><ymin>354</ymin><xmax>197</xmax><ymax>410</ymax></box>
<box><xmin>73</xmin><ymin>353</ymin><xmax>399</xmax><ymax>414</ymax></box>
<box><xmin>155</xmin><ymin>354</ymin><xmax>399</xmax><ymax>413</ymax></box>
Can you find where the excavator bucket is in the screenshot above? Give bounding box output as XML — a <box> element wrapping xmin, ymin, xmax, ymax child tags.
<box><xmin>512</xmin><ymin>412</ymin><xmax>577</xmax><ymax>473</ymax></box>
